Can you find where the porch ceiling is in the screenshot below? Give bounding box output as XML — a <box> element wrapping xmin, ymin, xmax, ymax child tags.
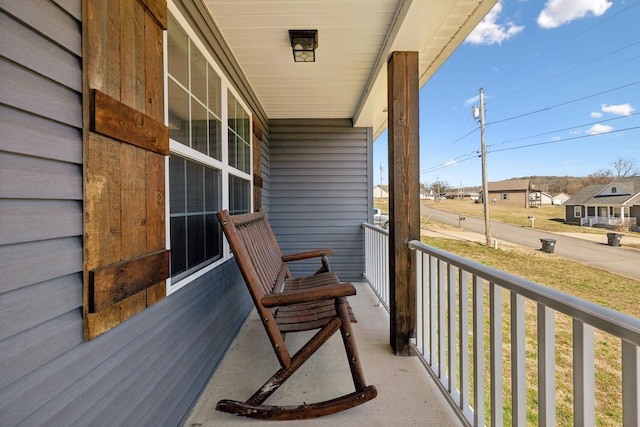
<box><xmin>202</xmin><ymin>0</ymin><xmax>497</xmax><ymax>137</ymax></box>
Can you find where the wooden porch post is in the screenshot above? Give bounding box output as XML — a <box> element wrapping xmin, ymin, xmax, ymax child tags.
<box><xmin>387</xmin><ymin>51</ymin><xmax>419</xmax><ymax>355</ymax></box>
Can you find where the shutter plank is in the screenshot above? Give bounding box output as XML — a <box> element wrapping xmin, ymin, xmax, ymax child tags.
<box><xmin>91</xmin><ymin>89</ymin><xmax>169</xmax><ymax>155</ymax></box>
<box><xmin>138</xmin><ymin>0</ymin><xmax>167</xmax><ymax>30</ymax></box>
<box><xmin>89</xmin><ymin>250</ymin><xmax>169</xmax><ymax>312</ymax></box>
<box><xmin>85</xmin><ymin>290</ymin><xmax>147</xmax><ymax>339</ymax></box>
<box><xmin>146</xmin><ymin>151</ymin><xmax>165</xmax><ymax>252</ymax></box>
<box><xmin>144</xmin><ymin>10</ymin><xmax>164</xmax><ymax>122</ymax></box>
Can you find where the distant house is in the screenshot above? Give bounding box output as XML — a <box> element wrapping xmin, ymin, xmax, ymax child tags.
<box><xmin>552</xmin><ymin>192</ymin><xmax>570</xmax><ymax>206</ymax></box>
<box><xmin>420</xmin><ymin>188</ymin><xmax>435</xmax><ymax>200</ymax></box>
<box><xmin>479</xmin><ymin>179</ymin><xmax>532</xmax><ymax>208</ymax></box>
<box><xmin>564</xmin><ymin>178</ymin><xmax>640</xmax><ymax>229</ymax></box>
<box><xmin>530</xmin><ymin>190</ymin><xmax>552</xmax><ymax>207</ymax></box>
<box><xmin>374</xmin><ymin>185</ymin><xmax>389</xmax><ymax>198</ymax></box>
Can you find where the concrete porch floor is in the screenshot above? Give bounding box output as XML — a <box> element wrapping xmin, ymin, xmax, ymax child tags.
<box><xmin>184</xmin><ymin>284</ymin><xmax>461</xmax><ymax>426</ymax></box>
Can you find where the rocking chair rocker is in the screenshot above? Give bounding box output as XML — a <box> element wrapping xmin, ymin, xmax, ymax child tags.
<box><xmin>216</xmin><ymin>209</ymin><xmax>377</xmax><ymax>420</ymax></box>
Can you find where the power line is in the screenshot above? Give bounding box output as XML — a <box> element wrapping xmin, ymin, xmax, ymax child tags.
<box><xmin>488</xmin><ymin>125</ymin><xmax>640</xmax><ymax>154</ymax></box>
<box><xmin>490</xmin><ymin>112</ymin><xmax>640</xmax><ymax>149</ymax></box>
<box><xmin>489</xmin><ymin>41</ymin><xmax>640</xmax><ymax>105</ymax></box>
<box><xmin>487</xmin><ymin>80</ymin><xmax>640</xmax><ymax>126</ymax></box>
<box><xmin>420</xmin><ymin>152</ymin><xmax>479</xmax><ymax>175</ymax></box>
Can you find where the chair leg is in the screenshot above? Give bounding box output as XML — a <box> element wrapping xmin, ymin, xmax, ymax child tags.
<box><xmin>246</xmin><ymin>317</ymin><xmax>342</xmax><ymax>406</ymax></box>
<box><xmin>335</xmin><ymin>297</ymin><xmax>367</xmax><ymax>391</ymax></box>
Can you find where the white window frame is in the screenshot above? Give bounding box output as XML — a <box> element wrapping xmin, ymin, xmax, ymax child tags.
<box><xmin>574</xmin><ymin>206</ymin><xmax>582</xmax><ymax>218</ymax></box>
<box><xmin>165</xmin><ymin>2</ymin><xmax>252</xmax><ymax>295</ymax></box>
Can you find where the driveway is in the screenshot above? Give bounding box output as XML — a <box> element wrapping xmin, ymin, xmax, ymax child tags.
<box><xmin>421</xmin><ymin>205</ymin><xmax>640</xmax><ymax>281</ymax></box>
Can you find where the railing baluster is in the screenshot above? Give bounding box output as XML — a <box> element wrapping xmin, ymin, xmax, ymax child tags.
<box><xmin>511</xmin><ymin>292</ymin><xmax>526</xmax><ymax>426</ymax></box>
<box><xmin>537</xmin><ymin>304</ymin><xmax>556</xmax><ymax>427</ymax></box>
<box><xmin>473</xmin><ymin>275</ymin><xmax>485</xmax><ymax>426</ymax></box>
<box><xmin>459</xmin><ymin>270</ymin><xmax>471</xmax><ymax>420</ymax></box>
<box><xmin>490</xmin><ymin>282</ymin><xmax>503</xmax><ymax>427</ymax></box>
<box><xmin>573</xmin><ymin>319</ymin><xmax>595</xmax><ymax>427</ymax></box>
<box><xmin>448</xmin><ymin>264</ymin><xmax>457</xmax><ymax>397</ymax></box>
<box><xmin>622</xmin><ymin>340</ymin><xmax>639</xmax><ymax>427</ymax></box>
<box><xmin>430</xmin><ymin>254</ymin><xmax>437</xmax><ymax>368</ymax></box>
<box><xmin>416</xmin><ymin>250</ymin><xmax>424</xmax><ymax>355</ymax></box>
<box><xmin>438</xmin><ymin>260</ymin><xmax>446</xmax><ymax>385</ymax></box>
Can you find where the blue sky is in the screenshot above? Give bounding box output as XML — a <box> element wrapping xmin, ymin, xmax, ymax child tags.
<box><xmin>373</xmin><ymin>0</ymin><xmax>640</xmax><ymax>188</ymax></box>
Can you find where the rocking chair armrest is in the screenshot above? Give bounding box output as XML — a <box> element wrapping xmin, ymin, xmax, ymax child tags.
<box><xmin>281</xmin><ymin>249</ymin><xmax>333</xmax><ymax>263</ymax></box>
<box><xmin>261</xmin><ymin>283</ymin><xmax>355</xmax><ymax>308</ymax></box>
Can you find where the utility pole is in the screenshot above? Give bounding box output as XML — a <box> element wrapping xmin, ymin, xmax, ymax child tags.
<box><xmin>474</xmin><ymin>88</ymin><xmax>491</xmax><ymax>247</ymax></box>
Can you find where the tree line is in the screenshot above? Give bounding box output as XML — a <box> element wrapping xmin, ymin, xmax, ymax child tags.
<box><xmin>422</xmin><ymin>157</ymin><xmax>639</xmax><ymax>196</ymax></box>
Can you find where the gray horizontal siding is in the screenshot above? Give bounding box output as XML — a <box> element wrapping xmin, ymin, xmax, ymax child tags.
<box><xmin>0</xmin><ymin>4</ymin><xmax>253</xmax><ymax>427</ymax></box>
<box><xmin>268</xmin><ymin>119</ymin><xmax>372</xmax><ymax>282</ymax></box>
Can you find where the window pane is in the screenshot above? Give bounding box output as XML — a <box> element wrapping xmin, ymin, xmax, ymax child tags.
<box><xmin>191</xmin><ymin>98</ymin><xmax>207</xmax><ymax>155</ymax></box>
<box><xmin>208</xmin><ymin>64</ymin><xmax>221</xmax><ymax>117</ymax></box>
<box><xmin>229</xmin><ymin>175</ymin><xmax>250</xmax><ymax>215</ymax></box>
<box><xmin>170</xmin><ymin>217</ymin><xmax>186</xmax><ymax>276</ymax></box>
<box><xmin>168</xmin><ymin>80</ymin><xmax>189</xmax><ymax>145</ymax></box>
<box><xmin>187</xmin><ymin>215</ymin><xmax>205</xmax><ymax>268</ymax></box>
<box><xmin>227</xmin><ymin>92</ymin><xmax>236</xmax><ymax>129</ymax></box>
<box><xmin>204</xmin><ymin>167</ymin><xmax>221</xmax><ymax>211</ymax></box>
<box><xmin>167</xmin><ymin>16</ymin><xmax>188</xmax><ymax>87</ymax></box>
<box><xmin>186</xmin><ymin>161</ymin><xmax>203</xmax><ymax>213</ymax></box>
<box><xmin>191</xmin><ymin>45</ymin><xmax>206</xmax><ymax>105</ymax></box>
<box><xmin>209</xmin><ymin>113</ymin><xmax>221</xmax><ymax>160</ymax></box>
<box><xmin>205</xmin><ymin>213</ymin><xmax>221</xmax><ymax>260</ymax></box>
<box><xmin>228</xmin><ymin>129</ymin><xmax>237</xmax><ymax>169</ymax></box>
<box><xmin>169</xmin><ymin>157</ymin><xmax>185</xmax><ymax>214</ymax></box>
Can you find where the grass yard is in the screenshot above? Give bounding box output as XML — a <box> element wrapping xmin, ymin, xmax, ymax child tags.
<box><xmin>421</xmin><ymin>236</ymin><xmax>640</xmax><ymax>426</ymax></box>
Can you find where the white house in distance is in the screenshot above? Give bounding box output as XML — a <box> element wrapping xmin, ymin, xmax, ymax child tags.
<box><xmin>552</xmin><ymin>192</ymin><xmax>571</xmax><ymax>206</ymax></box>
<box><xmin>374</xmin><ymin>185</ymin><xmax>389</xmax><ymax>199</ymax></box>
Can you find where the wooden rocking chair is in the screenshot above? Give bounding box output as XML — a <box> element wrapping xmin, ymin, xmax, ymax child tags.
<box><xmin>216</xmin><ymin>209</ymin><xmax>377</xmax><ymax>420</ymax></box>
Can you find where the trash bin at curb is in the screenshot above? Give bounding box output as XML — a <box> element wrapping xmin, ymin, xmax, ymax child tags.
<box><xmin>607</xmin><ymin>233</ymin><xmax>623</xmax><ymax>247</ymax></box>
<box><xmin>540</xmin><ymin>238</ymin><xmax>556</xmax><ymax>253</ymax></box>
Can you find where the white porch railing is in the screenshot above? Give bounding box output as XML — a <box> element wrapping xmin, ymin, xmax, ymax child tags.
<box><xmin>582</xmin><ymin>216</ymin><xmax>637</xmax><ymax>227</ymax></box>
<box><xmin>363</xmin><ymin>223</ymin><xmax>390</xmax><ymax>312</ymax></box>
<box><xmin>362</xmin><ymin>223</ymin><xmax>640</xmax><ymax>426</ymax></box>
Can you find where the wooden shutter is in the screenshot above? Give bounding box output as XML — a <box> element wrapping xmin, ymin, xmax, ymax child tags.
<box><xmin>82</xmin><ymin>0</ymin><xmax>168</xmax><ymax>340</ymax></box>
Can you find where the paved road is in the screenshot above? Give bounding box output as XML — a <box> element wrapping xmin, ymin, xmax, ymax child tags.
<box><xmin>422</xmin><ymin>205</ymin><xmax>640</xmax><ymax>281</ymax></box>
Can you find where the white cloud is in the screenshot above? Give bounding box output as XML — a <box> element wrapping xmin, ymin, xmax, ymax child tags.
<box><xmin>466</xmin><ymin>1</ymin><xmax>524</xmax><ymax>45</ymax></box>
<box><xmin>591</xmin><ymin>111</ymin><xmax>602</xmax><ymax>118</ymax></box>
<box><xmin>551</xmin><ymin>136</ymin><xmax>562</xmax><ymax>141</ymax></box>
<box><xmin>464</xmin><ymin>95</ymin><xmax>479</xmax><ymax>107</ymax></box>
<box><xmin>537</xmin><ymin>0</ymin><xmax>612</xmax><ymax>29</ymax></box>
<box><xmin>587</xmin><ymin>124</ymin><xmax>614</xmax><ymax>135</ymax></box>
<box><xmin>601</xmin><ymin>103</ymin><xmax>635</xmax><ymax>116</ymax></box>
<box><xmin>443</xmin><ymin>159</ymin><xmax>458</xmax><ymax>167</ymax></box>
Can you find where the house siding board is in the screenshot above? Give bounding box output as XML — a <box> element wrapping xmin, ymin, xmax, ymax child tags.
<box><xmin>1</xmin><ymin>3</ymin><xmax>253</xmax><ymax>426</ymax></box>
<box><xmin>1</xmin><ymin>59</ymin><xmax>82</xmax><ymax>128</ymax></box>
<box><xmin>0</xmin><ymin>12</ymin><xmax>82</xmax><ymax>92</ymax></box>
<box><xmin>269</xmin><ymin>119</ymin><xmax>370</xmax><ymax>282</ymax></box>
<box><xmin>0</xmin><ymin>200</ymin><xmax>83</xmax><ymax>245</ymax></box>
<box><xmin>0</xmin><ymin>106</ymin><xmax>83</xmax><ymax>164</ymax></box>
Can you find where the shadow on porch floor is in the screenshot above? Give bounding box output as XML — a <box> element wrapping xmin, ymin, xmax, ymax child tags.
<box><xmin>185</xmin><ymin>284</ymin><xmax>460</xmax><ymax>426</ymax></box>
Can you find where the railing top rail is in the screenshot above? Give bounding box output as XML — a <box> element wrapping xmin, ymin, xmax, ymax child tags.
<box><xmin>409</xmin><ymin>239</ymin><xmax>640</xmax><ymax>345</ymax></box>
<box><xmin>362</xmin><ymin>222</ymin><xmax>390</xmax><ymax>235</ymax></box>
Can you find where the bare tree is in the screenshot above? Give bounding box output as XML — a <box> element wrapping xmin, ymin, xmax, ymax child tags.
<box><xmin>611</xmin><ymin>157</ymin><xmax>639</xmax><ymax>177</ymax></box>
